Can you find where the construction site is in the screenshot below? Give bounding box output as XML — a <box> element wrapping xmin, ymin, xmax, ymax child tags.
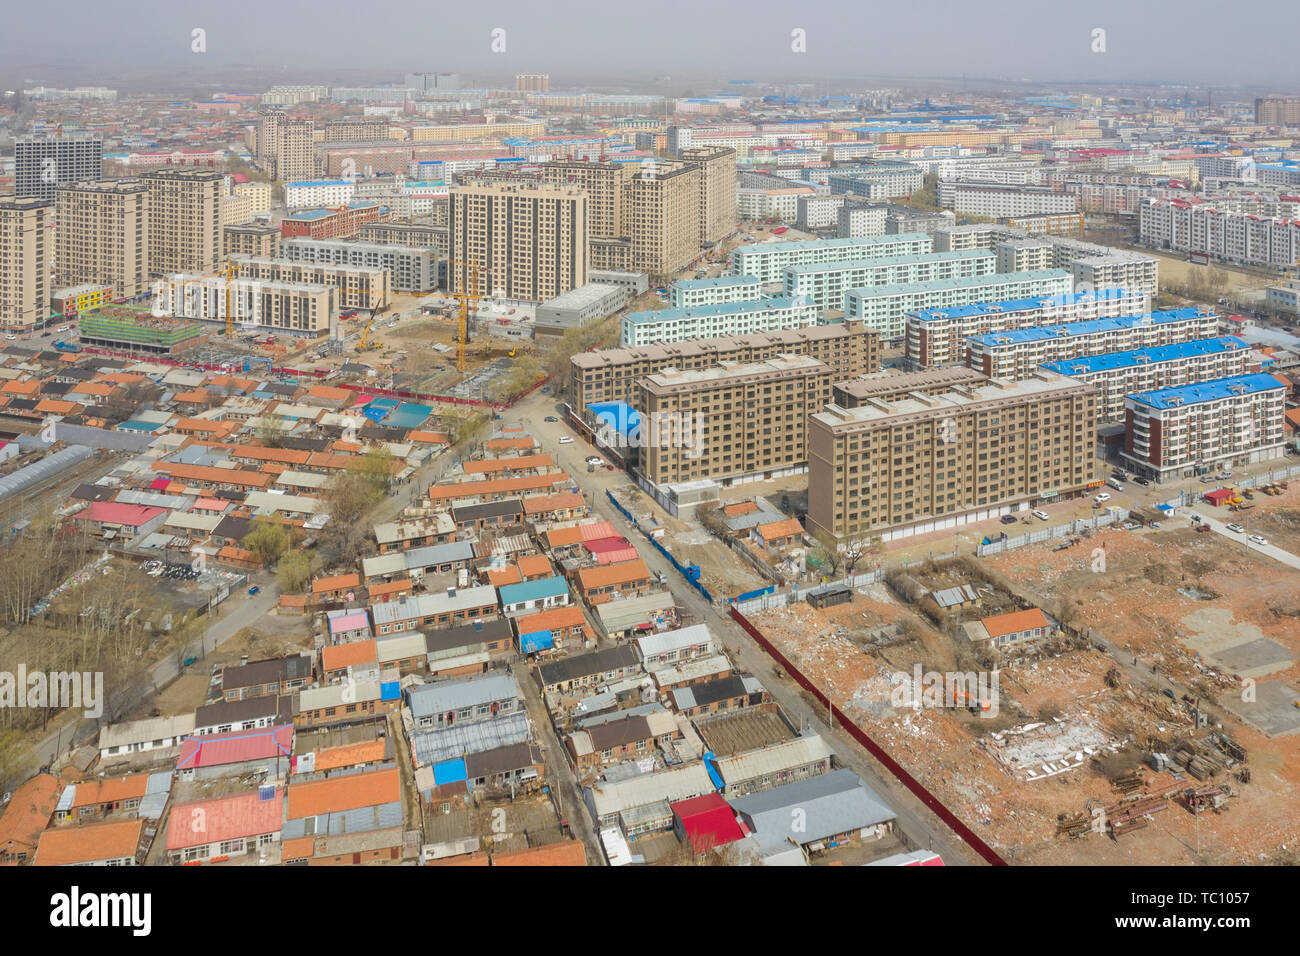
<box><xmin>744</xmin><ymin>486</ymin><xmax>1300</xmax><ymax>864</ymax></box>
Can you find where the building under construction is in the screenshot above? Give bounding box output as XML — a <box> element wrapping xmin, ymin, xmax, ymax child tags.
<box><xmin>77</xmin><ymin>306</ymin><xmax>205</xmax><ymax>355</ymax></box>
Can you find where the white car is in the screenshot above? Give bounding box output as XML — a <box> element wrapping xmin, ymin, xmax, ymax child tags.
<box><xmin>1226</xmin><ymin>523</ymin><xmax>1245</xmax><ymax>534</ymax></box>
<box><xmin>558</xmin><ymin>436</ymin><xmax>574</xmax><ymax>444</ymax></box>
<box><xmin>1032</xmin><ymin>510</ymin><xmax>1050</xmax><ymax>521</ymax></box>
<box><xmin>1249</xmin><ymin>534</ymin><xmax>1269</xmax><ymax>546</ymax></box>
<box><xmin>585</xmin><ymin>456</ymin><xmax>602</xmax><ymax>465</ymax></box>
<box><xmin>1094</xmin><ymin>493</ymin><xmax>1111</xmax><ymax>503</ymax></box>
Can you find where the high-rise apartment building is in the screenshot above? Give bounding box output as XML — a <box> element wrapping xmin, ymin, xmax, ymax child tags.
<box><xmin>277</xmin><ymin>119</ymin><xmax>317</xmax><ymax>183</ymax></box>
<box><xmin>541</xmin><ymin>160</ymin><xmax>636</xmax><ymax>241</ymax></box>
<box><xmin>636</xmin><ymin>354</ymin><xmax>834</xmax><ymax>486</ymax></box>
<box><xmin>449</xmin><ymin>182</ymin><xmax>587</xmax><ymax>303</ymax></box>
<box><xmin>516</xmin><ymin>73</ymin><xmax>550</xmax><ymax>92</ymax></box>
<box><xmin>405</xmin><ymin>72</ymin><xmax>460</xmax><ymax>91</ymax></box>
<box><xmin>55</xmin><ymin>179</ymin><xmax>150</xmax><ymax>298</ymax></box>
<box><xmin>807</xmin><ymin>370</ymin><xmax>1098</xmax><ymax>543</ymax></box>
<box><xmin>0</xmin><ymin>198</ymin><xmax>53</xmax><ymax>330</ymax></box>
<box><xmin>142</xmin><ymin>169</ymin><xmax>224</xmax><ymax>277</ymax></box>
<box><xmin>15</xmin><ymin>135</ymin><xmax>104</xmax><ymax>200</ymax></box>
<box><xmin>622</xmin><ymin>160</ymin><xmax>703</xmax><ymax>281</ymax></box>
<box><xmin>255</xmin><ymin>109</ymin><xmax>283</xmax><ymax>168</ymax></box>
<box><xmin>1255</xmin><ymin>97</ymin><xmax>1300</xmax><ymax>125</ymax></box>
<box><xmin>679</xmin><ymin>146</ymin><xmax>738</xmax><ymax>245</ymax></box>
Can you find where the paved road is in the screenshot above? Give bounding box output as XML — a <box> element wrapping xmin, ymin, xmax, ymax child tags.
<box><xmin>1187</xmin><ymin>510</ymin><xmax>1300</xmax><ymax>570</ymax></box>
<box><xmin>511</xmin><ymin>390</ymin><xmax>985</xmax><ymax>865</ymax></box>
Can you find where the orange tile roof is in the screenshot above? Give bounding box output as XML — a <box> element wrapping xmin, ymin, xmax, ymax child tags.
<box><xmin>408</xmin><ymin>430</ymin><xmax>451</xmax><ymax>445</ymax></box>
<box><xmin>71</xmin><ymin>381</ymin><xmax>117</xmax><ymax>397</ymax></box>
<box><xmin>981</xmin><ymin>607</ymin><xmax>1051</xmax><ymax>639</ymax></box>
<box><xmin>463</xmin><ymin>454</ymin><xmax>553</xmax><ymax>475</ymax></box>
<box><xmin>69</xmin><ymin>773</ymin><xmax>152</xmax><ymax>809</ymax></box>
<box><xmin>544</xmin><ymin>521</ymin><xmax>617</xmax><ymax>549</ymax></box>
<box><xmin>523</xmin><ymin>491</ymin><xmax>585</xmax><ymax>515</ymax></box>
<box><xmin>312</xmin><ymin>739</ymin><xmax>387</xmax><ymax>772</ymax></box>
<box><xmin>577</xmin><ymin>559</ymin><xmax>649</xmax><ymax>592</ymax></box>
<box><xmin>35</xmin><ymin>399</ymin><xmax>80</xmax><ymax>415</ymax></box>
<box><xmin>492</xmin><ymin>840</ymin><xmax>586</xmax><ymax>867</ymax></box>
<box><xmin>306</xmin><ymin>385</ymin><xmax>352</xmax><ymax>402</ymax></box>
<box><xmin>757</xmin><ymin>517</ymin><xmax>804</xmax><ymax>540</ymax></box>
<box><xmin>2</xmin><ymin>380</ymin><xmax>38</xmax><ymax>396</ymax></box>
<box><xmin>428</xmin><ymin>473</ymin><xmax>569</xmax><ymax>503</ymax></box>
<box><xmin>367</xmin><ymin>578</ymin><xmax>412</xmax><ymax>597</ymax></box>
<box><xmin>172</xmin><ymin>389</ymin><xmax>211</xmax><ymax>405</ymax></box>
<box><xmin>0</xmin><ymin>774</ymin><xmax>60</xmax><ymax>856</ymax></box>
<box><xmin>513</xmin><ymin>605</ymin><xmax>585</xmax><ymax>635</ymax></box>
<box><xmin>174</xmin><ymin>418</ymin><xmax>237</xmax><ymax>438</ymax></box>
<box><xmin>233</xmin><ymin>445</ymin><xmax>312</xmax><ymax>465</ymax></box>
<box><xmin>287</xmin><ymin>767</ymin><xmax>400</xmax><ymax>819</ymax></box>
<box><xmin>487</xmin><ymin>565</ymin><xmax>523</xmax><ymax>587</ymax></box>
<box><xmin>281</xmin><ymin>836</ymin><xmax>315</xmax><ymax>861</ymax></box>
<box><xmin>332</xmin><ymin>439</ymin><xmax>363</xmax><ymax>454</ymax></box>
<box><xmin>321</xmin><ymin>640</ymin><xmax>378</xmax><ymax>672</ymax></box>
<box><xmin>517</xmin><ymin>553</ymin><xmax>553</xmax><ymax>578</ymax></box>
<box><xmin>724</xmin><ymin>501</ymin><xmax>759</xmax><ymax>517</ymax></box>
<box><xmin>34</xmin><ymin>818</ymin><xmax>145</xmax><ymax>866</ymax></box>
<box><xmin>312</xmin><ymin>572</ymin><xmax>361</xmax><ymax>594</ymax></box>
<box><xmin>149</xmin><ymin>461</ymin><xmax>272</xmax><ymax>488</ymax></box>
<box><xmin>1285</xmin><ymin>408</ymin><xmax>1300</xmax><ymax>430</ymax></box>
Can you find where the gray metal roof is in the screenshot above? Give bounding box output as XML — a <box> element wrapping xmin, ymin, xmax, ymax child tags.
<box><xmin>730</xmin><ymin>768</ymin><xmax>894</xmax><ymax>849</ymax></box>
<box><xmin>410</xmin><ymin>712</ymin><xmax>530</xmax><ymax>766</ymax></box>
<box><xmin>0</xmin><ymin>445</ymin><xmax>92</xmax><ymax>503</ymax></box>
<box><xmin>405</xmin><ymin>672</ymin><xmax>519</xmax><ymax>720</ymax></box>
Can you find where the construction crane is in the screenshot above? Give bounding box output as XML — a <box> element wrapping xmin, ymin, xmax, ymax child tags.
<box><xmin>354</xmin><ymin>307</ymin><xmax>387</xmax><ymax>353</ymax></box>
<box><xmin>442</xmin><ymin>258</ymin><xmax>486</xmax><ymax>374</ymax></box>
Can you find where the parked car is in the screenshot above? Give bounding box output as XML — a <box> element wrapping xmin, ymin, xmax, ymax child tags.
<box><xmin>585</xmin><ymin>455</ymin><xmax>602</xmax><ymax>465</ymax></box>
<box><xmin>1094</xmin><ymin>492</ymin><xmax>1111</xmax><ymax>503</ymax></box>
<box><xmin>1032</xmin><ymin>510</ymin><xmax>1050</xmax><ymax>521</ymax></box>
<box><xmin>558</xmin><ymin>436</ymin><xmax>574</xmax><ymax>444</ymax></box>
<box><xmin>248</xmin><ymin>585</ymin><xmax>260</xmax><ymax>596</ymax></box>
<box><xmin>544</xmin><ymin>416</ymin><xmax>559</xmax><ymax>423</ymax></box>
<box><xmin>1134</xmin><ymin>476</ymin><xmax>1151</xmax><ymax>486</ymax></box>
<box><xmin>1000</xmin><ymin>514</ymin><xmax>1018</xmax><ymax>525</ymax></box>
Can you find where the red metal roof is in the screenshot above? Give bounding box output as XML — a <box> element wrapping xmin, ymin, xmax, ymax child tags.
<box><xmin>671</xmin><ymin>793</ymin><xmax>745</xmax><ymax>853</ymax></box>
<box><xmin>176</xmin><ymin>724</ymin><xmax>293</xmax><ymax>770</ymax></box>
<box><xmin>80</xmin><ymin>501</ymin><xmax>166</xmax><ymax>527</ymax></box>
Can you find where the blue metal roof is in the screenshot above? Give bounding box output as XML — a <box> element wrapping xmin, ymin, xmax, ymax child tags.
<box><xmin>968</xmin><ymin>309</ymin><xmax>1213</xmax><ymax>346</ymax></box>
<box><xmin>587</xmin><ymin>401</ymin><xmax>640</xmax><ymax>437</ymax></box>
<box><xmin>432</xmin><ymin>757</ymin><xmax>468</xmax><ymax>786</ymax></box>
<box><xmin>909</xmin><ymin>288</ymin><xmax>1137</xmax><ymax>322</ymax></box>
<box><xmin>498</xmin><ymin>576</ymin><xmax>569</xmax><ymax>606</ymax></box>
<box><xmin>287</xmin><ymin>179</ymin><xmax>351</xmax><ymax>188</ymax></box>
<box><xmin>1128</xmin><ymin>373</ymin><xmax>1284</xmax><ymax>410</ymax></box>
<box><xmin>519</xmin><ymin>629</ymin><xmax>554</xmax><ymax>653</ymax></box>
<box><xmin>1042</xmin><ymin>336</ymin><xmax>1245</xmax><ymax>375</ymax></box>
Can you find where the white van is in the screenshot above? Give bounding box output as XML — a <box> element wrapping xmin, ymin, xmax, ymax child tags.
<box><xmin>1105</xmin><ymin>477</ymin><xmax>1124</xmax><ymax>491</ymax></box>
<box><xmin>558</xmin><ymin>436</ymin><xmax>574</xmax><ymax>444</ymax></box>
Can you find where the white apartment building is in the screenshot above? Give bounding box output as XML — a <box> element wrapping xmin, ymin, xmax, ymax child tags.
<box><xmin>837</xmin><ymin>204</ymin><xmax>888</xmax><ymax>238</ymax></box>
<box><xmin>620</xmin><ymin>295</ymin><xmax>821</xmax><ymax>347</ymax></box>
<box><xmin>783</xmin><ymin>250</ymin><xmax>997</xmax><ymax>312</ymax></box>
<box><xmin>796</xmin><ymin>195</ymin><xmax>847</xmax><ymax>230</ymax></box>
<box><xmin>668</xmin><ymin>275</ymin><xmax>763</xmax><ymax>309</ymax></box>
<box><xmin>995</xmin><ymin>239</ymin><xmax>1054</xmax><ymax>273</ymax></box>
<box><xmin>905</xmin><ymin>288</ymin><xmax>1151</xmax><ymax>368</ymax></box>
<box><xmin>729</xmin><ymin>234</ymin><xmax>932</xmax><ymax>283</ymax></box>
<box><xmin>844</xmin><ymin>270</ymin><xmax>1074</xmax><ymax>343</ymax></box>
<box><xmin>1140</xmin><ymin>198</ymin><xmax>1300</xmax><ymax>269</ymax></box>
<box><xmin>1122</xmin><ymin>374</ymin><xmax>1286</xmax><ymax>482</ymax></box>
<box><xmin>1043</xmin><ymin>337</ymin><xmax>1255</xmax><ymax>422</ymax></box>
<box><xmin>285</xmin><ymin>179</ymin><xmax>356</xmax><ymax>208</ymax></box>
<box><xmin>937</xmin><ymin>182</ymin><xmax>1078</xmax><ymax>218</ymax></box>
<box><xmin>966</xmin><ymin>308</ymin><xmax>1223</xmax><ymax>381</ymax></box>
<box><xmin>279</xmin><ymin>238</ymin><xmax>438</xmax><ymax>293</ymax></box>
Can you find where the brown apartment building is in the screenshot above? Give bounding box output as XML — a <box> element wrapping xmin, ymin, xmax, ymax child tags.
<box><xmin>0</xmin><ymin>197</ymin><xmax>52</xmax><ymax>331</ymax></box>
<box><xmin>224</xmin><ymin>223</ymin><xmax>281</xmax><ymax>258</ymax></box>
<box><xmin>807</xmin><ymin>370</ymin><xmax>1097</xmax><ymax>544</ymax></box>
<box><xmin>636</xmin><ymin>354</ymin><xmax>833</xmax><ymax>486</ymax></box>
<box><xmin>55</xmin><ymin>180</ymin><xmax>150</xmax><ymax>298</ymax></box>
<box><xmin>572</xmin><ymin>320</ymin><xmax>879</xmax><ymax>408</ymax></box>
<box><xmin>679</xmin><ymin>146</ymin><xmax>738</xmax><ymax>245</ymax></box>
<box><xmin>541</xmin><ymin>160</ymin><xmax>636</xmax><ymax>241</ymax></box>
<box><xmin>622</xmin><ymin>160</ymin><xmax>703</xmax><ymax>281</ymax></box>
<box><xmin>142</xmin><ymin>169</ymin><xmax>223</xmax><ymax>277</ymax></box>
<box><xmin>832</xmin><ymin>366</ymin><xmax>988</xmax><ymax>408</ymax></box>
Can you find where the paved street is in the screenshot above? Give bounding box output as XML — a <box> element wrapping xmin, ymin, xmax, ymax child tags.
<box><xmin>1185</xmin><ymin>509</ymin><xmax>1300</xmax><ymax>570</ymax></box>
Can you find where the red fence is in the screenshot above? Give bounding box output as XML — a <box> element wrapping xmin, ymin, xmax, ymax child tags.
<box><xmin>729</xmin><ymin>605</ymin><xmax>1008</xmax><ymax>867</ymax></box>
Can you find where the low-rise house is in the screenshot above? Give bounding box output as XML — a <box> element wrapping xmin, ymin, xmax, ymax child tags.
<box><xmin>409</xmin><ymin>711</ymin><xmax>531</xmax><ymax>769</ymax></box>
<box><xmin>576</xmin><ymin>559</ymin><xmax>651</xmax><ymax>603</ymax></box>
<box><xmin>426</xmin><ymin>617</ymin><xmax>515</xmax><ymax>677</ymax></box>
<box><xmin>752</xmin><ymin>516</ymin><xmax>804</xmax><ymax>552</ymax></box>
<box><xmin>637</xmin><ymin>623</ymin><xmax>715</xmax><ymax>669</ymax></box>
<box><xmin>492</xmin><ymin>840</ymin><xmax>586</xmax><ymax>867</ymax></box>
<box><xmin>406</xmin><ymin>673</ymin><xmax>521</xmax><ymax>730</ymax></box>
<box><xmin>368</xmin><ymin>578</ymin><xmax>414</xmax><ymax>604</ymax></box>
<box><xmin>70</xmin><ymin>501</ymin><xmax>167</xmax><ymax>539</ymax></box>
<box><xmin>52</xmin><ymin>772</ymin><xmax>170</xmax><ymax>823</ymax></box>
<box><xmin>671</xmin><ymin>793</ymin><xmax>746</xmax><ymax>854</ymax></box>
<box><xmin>452</xmin><ymin>499</ymin><xmax>524</xmax><ymax>533</ymax></box>
<box><xmin>0</xmin><ymin>774</ymin><xmax>60</xmax><ymax>864</ymax></box>
<box><xmin>585</xmin><ymin>762</ymin><xmax>714</xmax><ymax>830</ymax></box>
<box><xmin>193</xmin><ymin>696</ymin><xmax>294</xmax><ymax>736</ymax></box>
<box><xmin>498</xmin><ymin>575</ymin><xmax>571</xmax><ymax>616</ymax></box>
<box><xmin>165</xmin><ymin>788</ymin><xmax>285</xmax><ymax>864</ymax></box>
<box><xmin>715</xmin><ymin>734</ymin><xmax>833</xmax><ymax>799</ymax></box>
<box><xmin>538</xmin><ymin>644</ymin><xmax>641</xmax><ymax>696</ymax></box>
<box><xmin>596</xmin><ymin>591</ymin><xmax>677</xmax><ymax>641</ymax></box>
<box><xmin>363</xmin><ymin>540</ymin><xmax>476</xmax><ymax>583</ymax></box>
<box><xmin>174</xmin><ymin>724</ymin><xmax>294</xmax><ymax>782</ymax></box>
<box><xmin>567</xmin><ymin>714</ymin><xmax>655</xmax><ymax>772</ymax></box>
<box><xmin>513</xmin><ymin>605</ymin><xmax>588</xmax><ymax>656</ymax></box>
<box><xmin>34</xmin><ymin>818</ymin><xmax>151</xmax><ymax>866</ymax></box>
<box><xmin>669</xmin><ymin>674</ymin><xmax>759</xmax><ymax>718</ymax></box>
<box><xmin>372</xmin><ymin>585</ymin><xmax>498</xmax><ymax>635</ymax></box>
<box><xmin>464</xmin><ymin>742</ymin><xmax>544</xmax><ymax>791</ymax></box>
<box><xmin>730</xmin><ymin>768</ymin><xmax>895</xmax><ymax>857</ymax></box>
<box><xmin>961</xmin><ymin>607</ymin><xmax>1056</xmax><ymax>649</ymax></box>
<box><xmin>221</xmin><ymin>654</ymin><xmax>314</xmax><ymax>701</ymax></box>
<box><xmin>650</xmin><ymin>654</ymin><xmax>733</xmax><ymax>693</ymax></box>
<box><xmin>98</xmin><ymin>714</ymin><xmax>196</xmax><ymax>764</ymax></box>
<box><xmin>327</xmin><ymin>609</ymin><xmax>373</xmax><ymax>644</ymax></box>
<box><xmin>373</xmin><ymin>513</ymin><xmax>456</xmax><ymax>553</ymax></box>
<box><xmin>321</xmin><ymin>640</ymin><xmax>379</xmax><ymax>684</ymax></box>
<box><xmin>312</xmin><ymin>572</ymin><xmax>362</xmax><ymax>603</ymax></box>
<box><xmin>374</xmin><ymin>632</ymin><xmax>428</xmax><ymax>677</ymax></box>
<box><xmin>295</xmin><ymin>679</ymin><xmax>401</xmax><ymax>730</ymax></box>
<box><xmin>283</xmin><ymin>768</ymin><xmax>403</xmax><ymax>855</ymax></box>
<box><xmin>523</xmin><ymin>491</ymin><xmax>588</xmax><ymax>524</ymax></box>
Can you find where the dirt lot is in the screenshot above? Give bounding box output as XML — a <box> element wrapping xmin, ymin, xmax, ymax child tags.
<box><xmin>750</xmin><ymin>531</ymin><xmax>1300</xmax><ymax>864</ymax></box>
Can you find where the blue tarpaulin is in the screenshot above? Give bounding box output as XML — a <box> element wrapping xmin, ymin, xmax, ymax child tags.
<box><xmin>519</xmin><ymin>629</ymin><xmax>554</xmax><ymax>653</ymax></box>
<box><xmin>380</xmin><ymin>681</ymin><xmax>401</xmax><ymax>701</ymax></box>
<box><xmin>433</xmin><ymin>758</ymin><xmax>468</xmax><ymax>786</ymax></box>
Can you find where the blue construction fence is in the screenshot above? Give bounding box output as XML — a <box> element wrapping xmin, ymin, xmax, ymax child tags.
<box><xmin>605</xmin><ymin>490</ymin><xmax>714</xmax><ymax>603</ymax></box>
<box><xmin>730</xmin><ymin>584</ymin><xmax>775</xmax><ymax>604</ymax></box>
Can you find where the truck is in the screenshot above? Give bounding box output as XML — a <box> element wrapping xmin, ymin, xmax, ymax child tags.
<box><xmin>53</xmin><ymin>340</ymin><xmax>81</xmax><ymax>353</ymax></box>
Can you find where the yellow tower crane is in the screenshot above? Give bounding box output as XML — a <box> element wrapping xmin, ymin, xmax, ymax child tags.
<box><xmin>442</xmin><ymin>258</ymin><xmax>486</xmax><ymax>374</ymax></box>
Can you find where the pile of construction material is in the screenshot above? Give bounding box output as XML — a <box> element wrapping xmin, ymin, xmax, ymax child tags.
<box><xmin>1169</xmin><ymin>734</ymin><xmax>1243</xmax><ymax>781</ymax></box>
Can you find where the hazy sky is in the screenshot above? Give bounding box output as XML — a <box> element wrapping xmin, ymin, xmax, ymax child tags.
<box><xmin>3</xmin><ymin>0</ymin><xmax>1299</xmax><ymax>91</ymax></box>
